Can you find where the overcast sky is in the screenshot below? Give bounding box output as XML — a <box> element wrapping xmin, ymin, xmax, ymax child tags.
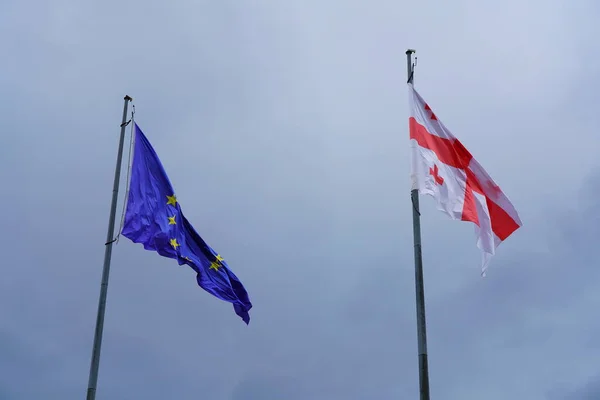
<box><xmin>1</xmin><ymin>0</ymin><xmax>600</xmax><ymax>399</ymax></box>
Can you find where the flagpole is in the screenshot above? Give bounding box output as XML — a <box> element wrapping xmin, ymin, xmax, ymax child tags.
<box><xmin>407</xmin><ymin>49</ymin><xmax>430</xmax><ymax>400</ymax></box>
<box><xmin>86</xmin><ymin>95</ymin><xmax>133</xmax><ymax>400</ymax></box>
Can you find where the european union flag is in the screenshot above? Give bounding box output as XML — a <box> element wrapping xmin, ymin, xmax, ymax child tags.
<box><xmin>121</xmin><ymin>123</ymin><xmax>252</xmax><ymax>324</ymax></box>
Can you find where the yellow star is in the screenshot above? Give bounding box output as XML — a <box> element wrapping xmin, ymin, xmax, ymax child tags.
<box><xmin>166</xmin><ymin>194</ymin><xmax>177</xmax><ymax>206</ymax></box>
<box><xmin>168</xmin><ymin>215</ymin><xmax>176</xmax><ymax>225</ymax></box>
<box><xmin>209</xmin><ymin>254</ymin><xmax>224</xmax><ymax>271</ymax></box>
<box><xmin>169</xmin><ymin>238</ymin><xmax>180</xmax><ymax>249</ymax></box>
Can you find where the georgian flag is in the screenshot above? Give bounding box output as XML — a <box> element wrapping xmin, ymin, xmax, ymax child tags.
<box><xmin>409</xmin><ymin>84</ymin><xmax>522</xmax><ymax>275</ymax></box>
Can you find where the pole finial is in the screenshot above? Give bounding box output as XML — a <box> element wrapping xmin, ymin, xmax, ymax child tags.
<box><xmin>124</xmin><ymin>95</ymin><xmax>133</xmax><ymax>102</ymax></box>
<box><xmin>406</xmin><ymin>50</ymin><xmax>416</xmax><ymax>84</ymax></box>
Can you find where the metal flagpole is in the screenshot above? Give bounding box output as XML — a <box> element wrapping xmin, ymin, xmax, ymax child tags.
<box><xmin>406</xmin><ymin>49</ymin><xmax>430</xmax><ymax>400</ymax></box>
<box><xmin>86</xmin><ymin>95</ymin><xmax>133</xmax><ymax>400</ymax></box>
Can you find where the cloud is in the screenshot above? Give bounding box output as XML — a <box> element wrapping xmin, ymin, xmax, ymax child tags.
<box><xmin>231</xmin><ymin>375</ymin><xmax>308</xmax><ymax>400</ymax></box>
<box><xmin>560</xmin><ymin>377</ymin><xmax>600</xmax><ymax>400</ymax></box>
<box><xmin>1</xmin><ymin>0</ymin><xmax>600</xmax><ymax>399</ymax></box>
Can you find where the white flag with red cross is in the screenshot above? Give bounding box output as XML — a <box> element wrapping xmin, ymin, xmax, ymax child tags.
<box><xmin>408</xmin><ymin>83</ymin><xmax>522</xmax><ymax>275</ymax></box>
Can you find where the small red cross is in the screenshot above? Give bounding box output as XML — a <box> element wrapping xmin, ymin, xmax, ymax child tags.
<box><xmin>429</xmin><ymin>164</ymin><xmax>444</xmax><ymax>185</ymax></box>
<box><xmin>424</xmin><ymin>103</ymin><xmax>438</xmax><ymax>120</ymax></box>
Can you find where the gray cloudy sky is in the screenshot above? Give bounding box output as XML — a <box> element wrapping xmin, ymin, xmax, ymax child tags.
<box><xmin>1</xmin><ymin>0</ymin><xmax>600</xmax><ymax>399</ymax></box>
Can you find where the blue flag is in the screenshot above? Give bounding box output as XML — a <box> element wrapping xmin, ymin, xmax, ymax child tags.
<box><xmin>121</xmin><ymin>123</ymin><xmax>252</xmax><ymax>323</ymax></box>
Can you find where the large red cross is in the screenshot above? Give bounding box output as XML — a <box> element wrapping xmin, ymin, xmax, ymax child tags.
<box><xmin>409</xmin><ymin>116</ymin><xmax>519</xmax><ymax>241</ymax></box>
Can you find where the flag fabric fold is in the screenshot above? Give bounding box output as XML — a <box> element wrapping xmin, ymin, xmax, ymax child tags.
<box><xmin>408</xmin><ymin>84</ymin><xmax>522</xmax><ymax>275</ymax></box>
<box><xmin>121</xmin><ymin>123</ymin><xmax>252</xmax><ymax>323</ymax></box>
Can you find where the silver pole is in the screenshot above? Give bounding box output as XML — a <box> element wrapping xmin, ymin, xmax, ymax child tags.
<box><xmin>86</xmin><ymin>95</ymin><xmax>133</xmax><ymax>400</ymax></box>
<box><xmin>407</xmin><ymin>49</ymin><xmax>430</xmax><ymax>400</ymax></box>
